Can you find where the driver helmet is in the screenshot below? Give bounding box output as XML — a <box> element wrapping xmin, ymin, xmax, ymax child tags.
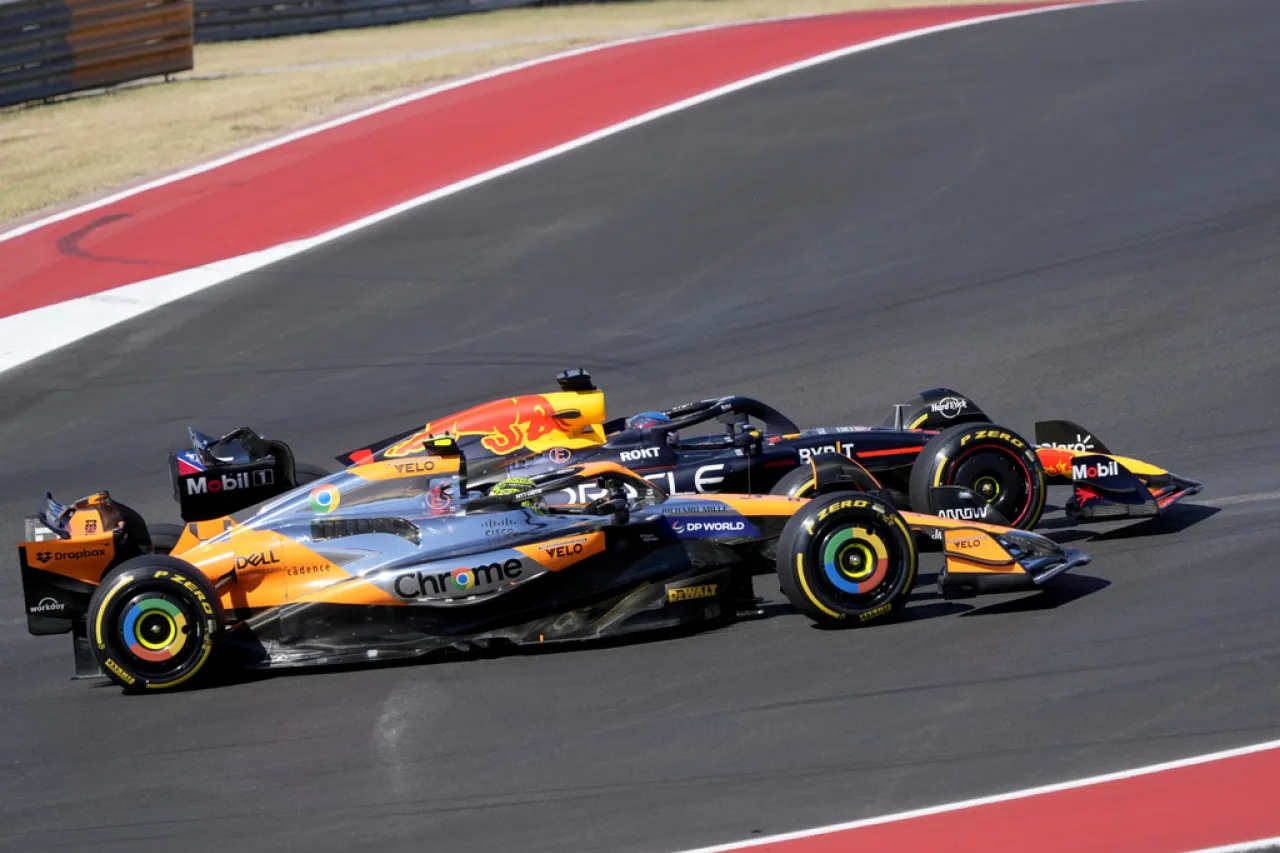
<box><xmin>625</xmin><ymin>411</ymin><xmax>670</xmax><ymax>430</ymax></box>
<box><xmin>489</xmin><ymin>477</ymin><xmax>547</xmax><ymax>514</ymax></box>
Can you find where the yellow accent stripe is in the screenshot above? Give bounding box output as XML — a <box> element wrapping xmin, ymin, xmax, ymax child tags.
<box><xmin>1032</xmin><ymin>466</ymin><xmax>1048</xmax><ymax>522</ymax></box>
<box><xmin>795</xmin><ymin>554</ymin><xmax>843</xmax><ymax>620</ymax></box>
<box><xmin>146</xmin><ymin>642</ymin><xmax>213</xmax><ymax>690</ymax></box>
<box><xmin>896</xmin><ymin>516</ymin><xmax>919</xmax><ymax>590</ymax></box>
<box><xmin>1106</xmin><ymin>454</ymin><xmax>1167</xmax><ymax>477</ymax></box>
<box><xmin>910</xmin><ymin>414</ymin><xmax>929</xmax><ymax>429</ymax></box>
<box><xmin>92</xmin><ymin>573</ymin><xmax>134</xmax><ymax>647</ymax></box>
<box><xmin>933</xmin><ymin>453</ymin><xmax>948</xmax><ymax>487</ymax></box>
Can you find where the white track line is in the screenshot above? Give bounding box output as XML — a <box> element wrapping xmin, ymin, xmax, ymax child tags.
<box><xmin>0</xmin><ymin>2</ymin><xmax>1120</xmax><ymax>375</ymax></box>
<box><xmin>0</xmin><ymin>242</ymin><xmax>311</xmax><ymax>373</ymax></box>
<box><xmin>668</xmin><ymin>737</ymin><xmax>1280</xmax><ymax>853</ymax></box>
<box><xmin>0</xmin><ymin>23</ymin><xmax>729</xmax><ymax>244</ymax></box>
<box><xmin>0</xmin><ymin>3</ymin><xmax>1109</xmax><ymax>245</ymax></box>
<box><xmin>1199</xmin><ymin>490</ymin><xmax>1280</xmax><ymax>507</ymax></box>
<box><xmin>1185</xmin><ymin>839</ymin><xmax>1280</xmax><ymax>853</ymax></box>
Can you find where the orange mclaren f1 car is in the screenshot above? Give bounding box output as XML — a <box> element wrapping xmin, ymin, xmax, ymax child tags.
<box><xmin>19</xmin><ymin>436</ymin><xmax>1090</xmax><ymax>693</ymax></box>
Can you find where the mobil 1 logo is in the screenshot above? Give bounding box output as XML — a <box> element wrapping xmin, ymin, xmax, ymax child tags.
<box><xmin>186</xmin><ymin>468</ymin><xmax>275</xmax><ymax>496</ymax></box>
<box><xmin>1069</xmin><ymin>454</ymin><xmax>1127</xmax><ymax>484</ymax></box>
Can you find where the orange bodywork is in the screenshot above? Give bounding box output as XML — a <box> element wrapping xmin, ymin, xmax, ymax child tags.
<box><xmin>696</xmin><ymin>493</ymin><xmax>806</xmax><ymax>516</ymax></box>
<box><xmin>352</xmin><ymin>456</ymin><xmax>461</xmax><ymax>481</ymax></box>
<box><xmin>162</xmin><ymin>449</ymin><xmax>479</xmax><ymax>611</ymax></box>
<box><xmin>516</xmin><ymin>532</ymin><xmax>607</xmax><ymax>572</ymax></box>
<box><xmin>942</xmin><ymin>527</ymin><xmax>1026</xmax><ymax>576</ymax></box>
<box><xmin>20</xmin><ymin>446</ymin><xmax>1064</xmax><ymax>626</ymax></box>
<box><xmin>21</xmin><ymin>446</ymin><xmax>479</xmax><ymax>615</ymax></box>
<box><xmin>20</xmin><ymin>533</ymin><xmax>117</xmax><ymax>586</ymax></box>
<box><xmin>174</xmin><ymin>525</ymin><xmax>356</xmax><ymax>612</ymax></box>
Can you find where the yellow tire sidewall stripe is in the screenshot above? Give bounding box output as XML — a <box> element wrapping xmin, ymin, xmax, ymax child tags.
<box><xmin>93</xmin><ymin>572</ymin><xmax>135</xmax><ymax>648</ymax></box>
<box><xmin>795</xmin><ymin>553</ymin><xmax>844</xmax><ymax>620</ymax></box>
<box><xmin>95</xmin><ymin>569</ymin><xmax>215</xmax><ymax>690</ymax></box>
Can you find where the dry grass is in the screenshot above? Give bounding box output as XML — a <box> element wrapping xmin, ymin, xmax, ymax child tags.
<box><xmin>0</xmin><ymin>0</ymin><xmax>1051</xmax><ymax>228</ymax></box>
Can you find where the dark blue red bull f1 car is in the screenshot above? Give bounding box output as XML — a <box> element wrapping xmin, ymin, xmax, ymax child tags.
<box><xmin>168</xmin><ymin>371</ymin><xmax>1202</xmax><ymax>539</ymax></box>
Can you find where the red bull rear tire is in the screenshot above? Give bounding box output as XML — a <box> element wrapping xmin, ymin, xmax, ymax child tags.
<box><xmin>768</xmin><ymin>465</ymin><xmax>820</xmax><ymax>499</ymax></box>
<box><xmin>295</xmin><ymin>463</ymin><xmax>330</xmax><ymax>484</ymax></box>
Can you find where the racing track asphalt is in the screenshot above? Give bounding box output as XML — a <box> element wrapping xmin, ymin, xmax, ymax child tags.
<box><xmin>3</xmin><ymin>1</ymin><xmax>1280</xmax><ymax>850</ymax></box>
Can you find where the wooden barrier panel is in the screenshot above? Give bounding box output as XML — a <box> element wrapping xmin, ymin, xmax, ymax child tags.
<box><xmin>193</xmin><ymin>0</ymin><xmax>543</xmax><ymax>42</ymax></box>
<box><xmin>0</xmin><ymin>0</ymin><xmax>193</xmax><ymax>108</ymax></box>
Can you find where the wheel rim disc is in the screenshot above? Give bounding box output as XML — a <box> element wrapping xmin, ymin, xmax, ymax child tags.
<box><xmin>820</xmin><ymin>526</ymin><xmax>890</xmax><ymax>595</ymax></box>
<box><xmin>972</xmin><ymin>475</ymin><xmax>1002</xmax><ymax>501</ymax></box>
<box><xmin>950</xmin><ymin>446</ymin><xmax>1032</xmax><ymax>525</ymax></box>
<box><xmin>120</xmin><ymin>593</ymin><xmax>193</xmax><ymax>665</ymax></box>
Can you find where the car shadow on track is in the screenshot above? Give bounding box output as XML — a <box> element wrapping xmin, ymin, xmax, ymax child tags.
<box><xmin>113</xmin><ymin>571</ymin><xmax>1115</xmax><ymax>693</ymax></box>
<box><xmin>1091</xmin><ymin>504</ymin><xmax>1221</xmax><ymax>540</ymax></box>
<box><xmin>1040</xmin><ymin>503</ymin><xmax>1220</xmax><ymax>545</ymax></box>
<box><xmin>173</xmin><ymin>609</ymin><xmax>793</xmax><ymax>692</ymax></box>
<box><xmin>899</xmin><ymin>572</ymin><xmax>1110</xmax><ymax>621</ymax></box>
<box><xmin>957</xmin><ymin>573</ymin><xmax>1111</xmax><ymax>617</ymax></box>
<box><xmin>899</xmin><ymin>600</ymin><xmax>975</xmax><ymax>621</ymax></box>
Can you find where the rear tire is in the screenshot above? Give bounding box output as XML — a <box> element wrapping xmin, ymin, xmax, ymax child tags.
<box><xmin>909</xmin><ymin>423</ymin><xmax>1046</xmax><ymax>530</ymax></box>
<box><xmin>769</xmin><ymin>465</ymin><xmax>819</xmax><ymax>499</ymax></box>
<box><xmin>87</xmin><ymin>557</ymin><xmax>223</xmax><ymax>693</ymax></box>
<box><xmin>776</xmin><ymin>492</ymin><xmax>917</xmax><ymax>628</ymax></box>
<box><xmin>769</xmin><ymin>455</ymin><xmax>882</xmax><ymax>500</ymax></box>
<box><xmin>295</xmin><ymin>463</ymin><xmax>330</xmax><ymax>484</ymax></box>
<box><xmin>148</xmin><ymin>523</ymin><xmax>184</xmax><ymax>556</ymax></box>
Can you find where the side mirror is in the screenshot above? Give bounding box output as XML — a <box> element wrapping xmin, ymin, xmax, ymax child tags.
<box><xmin>556</xmin><ymin>368</ymin><xmax>596</xmax><ymax>392</ymax></box>
<box><xmin>733</xmin><ymin>427</ymin><xmax>763</xmax><ymax>455</ymax></box>
<box><xmin>591</xmin><ymin>476</ymin><xmax>631</xmax><ymax>525</ymax></box>
<box><xmin>607</xmin><ymin>499</ymin><xmax>630</xmax><ymax>526</ymax></box>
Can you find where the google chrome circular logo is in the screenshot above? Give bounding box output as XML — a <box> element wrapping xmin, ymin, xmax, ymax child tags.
<box><xmin>451</xmin><ymin>568</ymin><xmax>474</xmax><ymax>590</ymax></box>
<box><xmin>309</xmin><ymin>485</ymin><xmax>341</xmax><ymax>514</ymax></box>
<box><xmin>122</xmin><ymin>596</ymin><xmax>189</xmax><ymax>662</ymax></box>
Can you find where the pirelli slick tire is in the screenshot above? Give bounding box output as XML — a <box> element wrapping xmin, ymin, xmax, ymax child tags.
<box><xmin>909</xmin><ymin>423</ymin><xmax>1047</xmax><ymax>530</ymax></box>
<box><xmin>147</xmin><ymin>523</ymin><xmax>184</xmax><ymax>556</ymax></box>
<box><xmin>776</xmin><ymin>493</ymin><xmax>917</xmax><ymax>629</ymax></box>
<box><xmin>770</xmin><ymin>465</ymin><xmax>818</xmax><ymax>499</ymax></box>
<box><xmin>769</xmin><ymin>455</ymin><xmax>881</xmax><ymax>500</ymax></box>
<box><xmin>86</xmin><ymin>557</ymin><xmax>222</xmax><ymax>693</ymax></box>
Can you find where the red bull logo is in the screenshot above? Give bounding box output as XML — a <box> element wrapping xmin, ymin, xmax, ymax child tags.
<box><xmin>1074</xmin><ymin>484</ymin><xmax>1103</xmax><ymax>504</ymax></box>
<box><xmin>1038</xmin><ymin>447</ymin><xmax>1075</xmax><ymax>478</ymax></box>
<box><xmin>385</xmin><ymin>396</ymin><xmax>571</xmax><ymax>458</ymax></box>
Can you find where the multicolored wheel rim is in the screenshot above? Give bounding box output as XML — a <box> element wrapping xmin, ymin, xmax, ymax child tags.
<box><xmin>949</xmin><ymin>445</ymin><xmax>1034</xmax><ymax>526</ymax></box>
<box><xmin>818</xmin><ymin>525</ymin><xmax>893</xmax><ymax>598</ymax></box>
<box><xmin>120</xmin><ymin>593</ymin><xmax>193</xmax><ymax>664</ymax></box>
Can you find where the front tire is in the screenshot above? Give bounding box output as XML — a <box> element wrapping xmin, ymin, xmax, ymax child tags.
<box><xmin>909</xmin><ymin>423</ymin><xmax>1046</xmax><ymax>529</ymax></box>
<box><xmin>776</xmin><ymin>492</ymin><xmax>917</xmax><ymax>628</ymax></box>
<box><xmin>87</xmin><ymin>557</ymin><xmax>223</xmax><ymax>693</ymax></box>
